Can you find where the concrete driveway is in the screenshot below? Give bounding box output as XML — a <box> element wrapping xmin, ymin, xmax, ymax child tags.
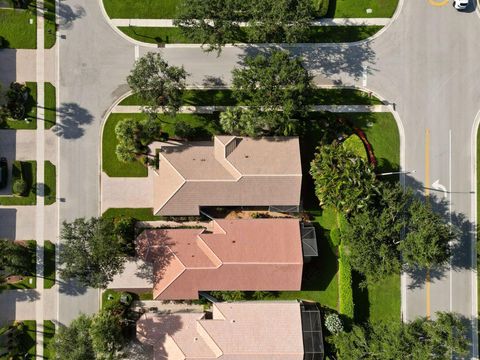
<box><xmin>100</xmin><ymin>173</ymin><xmax>153</xmax><ymax>213</ymax></box>
<box><xmin>0</xmin><ymin>206</ymin><xmax>36</xmax><ymax>240</ymax></box>
<box><xmin>0</xmin><ymin>290</ymin><xmax>39</xmax><ymax>325</ymax></box>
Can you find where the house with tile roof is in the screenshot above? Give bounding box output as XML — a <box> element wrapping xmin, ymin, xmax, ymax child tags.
<box><xmin>153</xmin><ymin>136</ymin><xmax>302</xmax><ymax>215</ymax></box>
<box><xmin>109</xmin><ymin>218</ymin><xmax>304</xmax><ymax>300</ymax></box>
<box><xmin>136</xmin><ymin>301</ymin><xmax>324</xmax><ymax>360</ymax></box>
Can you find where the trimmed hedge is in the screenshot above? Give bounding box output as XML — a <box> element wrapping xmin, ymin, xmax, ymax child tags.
<box><xmin>330</xmin><ymin>228</ymin><xmax>341</xmax><ymax>247</ymax></box>
<box><xmin>338</xmin><ymin>244</ymin><xmax>354</xmax><ymax>318</ymax></box>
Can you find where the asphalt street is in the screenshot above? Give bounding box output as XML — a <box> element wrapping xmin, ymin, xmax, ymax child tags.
<box><xmin>58</xmin><ymin>1</ymin><xmax>479</xmax><ymax>355</ymax></box>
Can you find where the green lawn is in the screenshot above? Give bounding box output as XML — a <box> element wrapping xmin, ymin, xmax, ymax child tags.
<box><xmin>44</xmin><ymin>161</ymin><xmax>56</xmax><ymax>205</ymax></box>
<box><xmin>0</xmin><ymin>161</ymin><xmax>37</xmax><ymax>206</ymax></box>
<box><xmin>43</xmin><ymin>240</ymin><xmax>55</xmax><ymax>289</ymax></box>
<box><xmin>103</xmin><ymin>0</ymin><xmax>398</xmax><ymax>19</ymax></box>
<box><xmin>119</xmin><ymin>25</ymin><xmax>382</xmax><ymax>45</ymax></box>
<box><xmin>102</xmin><ymin>113</ymin><xmax>220</xmax><ymax>177</ymax></box>
<box><xmin>44</xmin><ymin>82</ymin><xmax>56</xmax><ymax>129</ymax></box>
<box><xmin>120</xmin><ymin>88</ymin><xmax>383</xmax><ymax>107</ymax></box>
<box><xmin>1</xmin><ymin>82</ymin><xmax>38</xmax><ymax>130</ymax></box>
<box><xmin>0</xmin><ymin>240</ymin><xmax>37</xmax><ymax>291</ymax></box>
<box><xmin>44</xmin><ymin>0</ymin><xmax>56</xmax><ymax>49</ymax></box>
<box><xmin>21</xmin><ymin>320</ymin><xmax>37</xmax><ymax>359</ymax></box>
<box><xmin>273</xmin><ymin>209</ymin><xmax>339</xmax><ymax>311</ymax></box>
<box><xmin>102</xmin><ymin>207</ymin><xmax>164</xmax><ymax>221</ymax></box>
<box><xmin>103</xmin><ymin>0</ymin><xmax>178</xmax><ymax>19</ymax></box>
<box><xmin>327</xmin><ymin>0</ymin><xmax>399</xmax><ymax>18</ymax></box>
<box><xmin>102</xmin><ymin>289</ymin><xmax>153</xmax><ymax>309</ymax></box>
<box><xmin>43</xmin><ymin>320</ymin><xmax>55</xmax><ymax>359</ymax></box>
<box><xmin>0</xmin><ymin>6</ymin><xmax>37</xmax><ymax>49</ymax></box>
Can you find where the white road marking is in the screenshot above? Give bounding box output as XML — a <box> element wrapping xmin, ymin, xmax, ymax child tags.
<box><xmin>449</xmin><ymin>130</ymin><xmax>453</xmax><ymax>313</ymax></box>
<box><xmin>362</xmin><ymin>65</ymin><xmax>368</xmax><ymax>87</ymax></box>
<box><xmin>431</xmin><ymin>179</ymin><xmax>448</xmax><ymax>197</ymax></box>
<box><xmin>135</xmin><ymin>45</ymin><xmax>139</xmax><ymax>60</ymax></box>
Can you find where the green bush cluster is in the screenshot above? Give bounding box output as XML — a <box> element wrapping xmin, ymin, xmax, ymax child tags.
<box><xmin>12</xmin><ymin>161</ymin><xmax>29</xmax><ymax>196</ymax></box>
<box><xmin>311</xmin><ymin>0</ymin><xmax>329</xmax><ymax>17</ymax></box>
<box><xmin>338</xmin><ymin>244</ymin><xmax>354</xmax><ymax>318</ymax></box>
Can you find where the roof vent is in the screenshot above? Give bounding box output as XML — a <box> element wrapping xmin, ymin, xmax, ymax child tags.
<box><xmin>231</xmin><ymin>319</ymin><xmax>236</xmax><ymax>323</ymax></box>
<box><xmin>194</xmin><ymin>337</ymin><xmax>198</xmax><ymax>342</ymax></box>
<box><xmin>201</xmin><ymin>158</ymin><xmax>206</xmax><ymax>162</ymax></box>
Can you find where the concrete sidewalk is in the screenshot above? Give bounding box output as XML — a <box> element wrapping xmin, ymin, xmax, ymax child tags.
<box><xmin>112</xmin><ymin>104</ymin><xmax>391</xmax><ymax>114</ymax></box>
<box><xmin>110</xmin><ymin>18</ymin><xmax>390</xmax><ymax>27</ymax></box>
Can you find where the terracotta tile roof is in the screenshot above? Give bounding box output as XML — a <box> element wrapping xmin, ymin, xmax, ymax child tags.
<box><xmin>125</xmin><ymin>219</ymin><xmax>303</xmax><ymax>300</ymax></box>
<box><xmin>153</xmin><ymin>136</ymin><xmax>302</xmax><ymax>215</ymax></box>
<box><xmin>136</xmin><ymin>302</ymin><xmax>304</xmax><ymax>360</ymax></box>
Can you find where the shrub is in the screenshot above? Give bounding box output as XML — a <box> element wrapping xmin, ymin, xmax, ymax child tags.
<box><xmin>329</xmin><ymin>228</ymin><xmax>341</xmax><ymax>247</ymax></box>
<box><xmin>210</xmin><ymin>291</ymin><xmax>246</xmax><ymax>301</ymax></box>
<box><xmin>338</xmin><ymin>245</ymin><xmax>354</xmax><ymax>318</ymax></box>
<box><xmin>13</xmin><ymin>178</ymin><xmax>27</xmax><ymax>196</ymax></box>
<box><xmin>311</xmin><ymin>0</ymin><xmax>329</xmax><ymax>17</ymax></box>
<box><xmin>174</xmin><ymin>120</ymin><xmax>196</xmax><ymax>140</ymax></box>
<box><xmin>342</xmin><ymin>134</ymin><xmax>368</xmax><ymax>160</ymax></box>
<box><xmin>6</xmin><ymin>82</ymin><xmax>28</xmax><ymax>120</ymax></box>
<box><xmin>325</xmin><ymin>313</ymin><xmax>344</xmax><ymax>334</ymax></box>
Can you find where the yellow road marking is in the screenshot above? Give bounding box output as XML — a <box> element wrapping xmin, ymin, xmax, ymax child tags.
<box><xmin>428</xmin><ymin>0</ymin><xmax>450</xmax><ymax>6</ymax></box>
<box><xmin>426</xmin><ymin>270</ymin><xmax>431</xmax><ymax>319</ymax></box>
<box><xmin>425</xmin><ymin>128</ymin><xmax>431</xmax><ymax>319</ymax></box>
<box><xmin>425</xmin><ymin>128</ymin><xmax>430</xmax><ymax>197</ymax></box>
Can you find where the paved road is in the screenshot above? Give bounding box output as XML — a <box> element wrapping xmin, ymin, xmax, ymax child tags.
<box><xmin>56</xmin><ymin>0</ymin><xmax>135</xmax><ymax>324</ymax></box>
<box><xmin>58</xmin><ymin>2</ymin><xmax>479</xmax><ymax>355</ymax></box>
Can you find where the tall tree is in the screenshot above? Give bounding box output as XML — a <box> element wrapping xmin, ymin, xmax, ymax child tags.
<box><xmin>330</xmin><ymin>312</ymin><xmax>469</xmax><ymax>360</ymax></box>
<box><xmin>51</xmin><ymin>315</ymin><xmax>95</xmax><ymax>360</ymax></box>
<box><xmin>90</xmin><ymin>311</ymin><xmax>125</xmax><ymax>358</ymax></box>
<box><xmin>342</xmin><ymin>184</ymin><xmax>455</xmax><ymax>281</ymax></box>
<box><xmin>399</xmin><ymin>198</ymin><xmax>454</xmax><ymax>269</ymax></box>
<box><xmin>248</xmin><ymin>0</ymin><xmax>313</xmax><ymax>43</ymax></box>
<box><xmin>127</xmin><ymin>53</ymin><xmax>187</xmax><ymax>115</ymax></box>
<box><xmin>59</xmin><ymin>217</ymin><xmax>132</xmax><ymax>288</ymax></box>
<box><xmin>310</xmin><ymin>143</ymin><xmax>379</xmax><ymax>213</ymax></box>
<box><xmin>175</xmin><ymin>0</ymin><xmax>246</xmax><ymax>52</ymax></box>
<box><xmin>114</xmin><ymin>116</ymin><xmax>161</xmax><ymax>164</ymax></box>
<box><xmin>221</xmin><ymin>50</ymin><xmax>313</xmax><ymax>136</ymax></box>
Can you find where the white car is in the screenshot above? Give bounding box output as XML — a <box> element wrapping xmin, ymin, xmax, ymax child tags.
<box><xmin>454</xmin><ymin>0</ymin><xmax>469</xmax><ymax>10</ymax></box>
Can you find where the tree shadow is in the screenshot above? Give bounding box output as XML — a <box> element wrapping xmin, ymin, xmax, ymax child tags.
<box><xmin>57</xmin><ymin>3</ymin><xmax>86</xmax><ymax>30</ymax></box>
<box><xmin>352</xmin><ymin>271</ymin><xmax>370</xmax><ymax>324</ymax></box>
<box><xmin>135</xmin><ymin>229</ymin><xmax>175</xmax><ymax>290</ymax></box>
<box><xmin>238</xmin><ymin>30</ymin><xmax>377</xmax><ymax>81</ymax></box>
<box><xmin>52</xmin><ymin>103</ymin><xmax>93</xmax><ymax>139</ymax></box>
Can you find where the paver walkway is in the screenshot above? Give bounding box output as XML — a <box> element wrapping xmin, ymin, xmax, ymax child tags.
<box><xmin>110</xmin><ymin>18</ymin><xmax>391</xmax><ymax>27</ymax></box>
<box><xmin>112</xmin><ymin>104</ymin><xmax>391</xmax><ymax>114</ymax></box>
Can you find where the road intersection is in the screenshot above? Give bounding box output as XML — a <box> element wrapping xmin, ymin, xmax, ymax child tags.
<box><xmin>54</xmin><ymin>0</ymin><xmax>479</xmax><ymax>355</ymax></box>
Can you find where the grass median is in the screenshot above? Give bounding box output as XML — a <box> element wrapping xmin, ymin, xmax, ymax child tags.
<box><xmin>44</xmin><ymin>82</ymin><xmax>56</xmax><ymax>129</ymax></box>
<box><xmin>327</xmin><ymin>0</ymin><xmax>399</xmax><ymax>18</ymax></box>
<box><xmin>44</xmin><ymin>161</ymin><xmax>56</xmax><ymax>205</ymax></box>
<box><xmin>120</xmin><ymin>88</ymin><xmax>383</xmax><ymax>107</ymax></box>
<box><xmin>119</xmin><ymin>25</ymin><xmax>382</xmax><ymax>45</ymax></box>
<box><xmin>43</xmin><ymin>240</ymin><xmax>55</xmax><ymax>289</ymax></box>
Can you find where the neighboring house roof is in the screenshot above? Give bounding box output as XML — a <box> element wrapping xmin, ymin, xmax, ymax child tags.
<box><xmin>153</xmin><ymin>136</ymin><xmax>302</xmax><ymax>215</ymax></box>
<box><xmin>109</xmin><ymin>219</ymin><xmax>303</xmax><ymax>300</ymax></box>
<box><xmin>136</xmin><ymin>301</ymin><xmax>305</xmax><ymax>360</ymax></box>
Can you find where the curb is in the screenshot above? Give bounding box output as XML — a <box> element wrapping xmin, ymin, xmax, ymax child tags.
<box><xmin>97</xmin><ymin>0</ymin><xmax>405</xmax><ymax>49</ymax></box>
<box><xmin>470</xmin><ymin>109</ymin><xmax>480</xmax><ymax>359</ymax></box>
